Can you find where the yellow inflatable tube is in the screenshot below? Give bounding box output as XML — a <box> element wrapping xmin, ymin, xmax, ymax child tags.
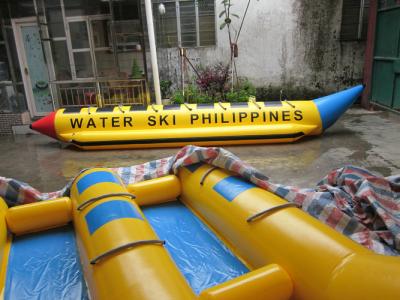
<box><xmin>69</xmin><ymin>168</ymin><xmax>195</xmax><ymax>300</ymax></box>
<box><xmin>0</xmin><ymin>161</ymin><xmax>398</xmax><ymax>299</ymax></box>
<box><xmin>178</xmin><ymin>164</ymin><xmax>400</xmax><ymax>300</ymax></box>
<box><xmin>30</xmin><ymin>85</ymin><xmax>364</xmax><ymax>149</ymax></box>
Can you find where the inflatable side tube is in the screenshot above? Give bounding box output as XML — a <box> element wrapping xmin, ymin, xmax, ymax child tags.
<box><xmin>6</xmin><ymin>197</ymin><xmax>72</xmax><ymax>235</ymax></box>
<box><xmin>178</xmin><ymin>164</ymin><xmax>400</xmax><ymax>300</ymax></box>
<box><xmin>0</xmin><ymin>198</ymin><xmax>9</xmax><ymax>298</ymax></box>
<box><xmin>199</xmin><ymin>264</ymin><xmax>293</xmax><ymax>300</ymax></box>
<box><xmin>127</xmin><ymin>175</ymin><xmax>181</xmax><ymax>206</ymax></box>
<box><xmin>70</xmin><ymin>169</ymin><xmax>195</xmax><ymax>300</ymax></box>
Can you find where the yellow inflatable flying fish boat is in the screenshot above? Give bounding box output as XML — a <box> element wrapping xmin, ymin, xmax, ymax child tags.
<box><xmin>0</xmin><ymin>163</ymin><xmax>398</xmax><ymax>299</ymax></box>
<box><xmin>30</xmin><ymin>85</ymin><xmax>364</xmax><ymax>150</ymax></box>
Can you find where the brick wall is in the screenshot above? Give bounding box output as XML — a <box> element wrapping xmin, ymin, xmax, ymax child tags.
<box><xmin>0</xmin><ymin>112</ymin><xmax>30</xmax><ymax>135</ymax></box>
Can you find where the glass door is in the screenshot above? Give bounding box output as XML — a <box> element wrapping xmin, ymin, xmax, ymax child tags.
<box><xmin>12</xmin><ymin>17</ymin><xmax>53</xmax><ymax>117</ymax></box>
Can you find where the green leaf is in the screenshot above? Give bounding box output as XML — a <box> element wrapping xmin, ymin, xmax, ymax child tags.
<box><xmin>231</xmin><ymin>13</ymin><xmax>240</xmax><ymax>18</ymax></box>
<box><xmin>219</xmin><ymin>11</ymin><xmax>226</xmax><ymax>18</ymax></box>
<box><xmin>220</xmin><ymin>22</ymin><xmax>227</xmax><ymax>30</ymax></box>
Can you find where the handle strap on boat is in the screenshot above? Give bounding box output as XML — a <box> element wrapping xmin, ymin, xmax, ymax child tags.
<box><xmin>151</xmin><ymin>104</ymin><xmax>159</xmax><ymax>112</ymax></box>
<box><xmin>90</xmin><ymin>239</ymin><xmax>165</xmax><ymax>265</ymax></box>
<box><xmin>250</xmin><ymin>98</ymin><xmax>262</xmax><ymax>109</ymax></box>
<box><xmin>118</xmin><ymin>104</ymin><xmax>125</xmax><ymax>113</ymax></box>
<box><xmin>279</xmin><ymin>90</ymin><xmax>296</xmax><ymax>108</ymax></box>
<box><xmin>183</xmin><ymin>102</ymin><xmax>193</xmax><ymax>111</ymax></box>
<box><xmin>283</xmin><ymin>100</ymin><xmax>296</xmax><ymax>109</ymax></box>
<box><xmin>200</xmin><ymin>167</ymin><xmax>218</xmax><ymax>185</ymax></box>
<box><xmin>246</xmin><ymin>203</ymin><xmax>300</xmax><ymax>223</ymax></box>
<box><xmin>218</xmin><ymin>102</ymin><xmax>227</xmax><ymax>110</ymax></box>
<box><xmin>77</xmin><ymin>193</ymin><xmax>136</xmax><ymax>211</ymax></box>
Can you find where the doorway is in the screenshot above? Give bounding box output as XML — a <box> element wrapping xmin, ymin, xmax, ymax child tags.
<box><xmin>370</xmin><ymin>2</ymin><xmax>400</xmax><ymax>110</ymax></box>
<box><xmin>12</xmin><ymin>17</ymin><xmax>54</xmax><ymax>117</ymax></box>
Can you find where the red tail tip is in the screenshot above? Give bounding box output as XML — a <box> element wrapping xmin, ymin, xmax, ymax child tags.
<box><xmin>30</xmin><ymin>112</ymin><xmax>57</xmax><ymax>139</ymax></box>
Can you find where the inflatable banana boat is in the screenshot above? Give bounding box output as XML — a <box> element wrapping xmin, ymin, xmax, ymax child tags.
<box><xmin>30</xmin><ymin>85</ymin><xmax>364</xmax><ymax>150</ymax></box>
<box><xmin>0</xmin><ymin>163</ymin><xmax>398</xmax><ymax>300</ymax></box>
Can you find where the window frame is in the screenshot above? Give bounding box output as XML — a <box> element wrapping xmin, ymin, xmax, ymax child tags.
<box><xmin>154</xmin><ymin>0</ymin><xmax>217</xmax><ymax>48</ymax></box>
<box><xmin>340</xmin><ymin>0</ymin><xmax>370</xmax><ymax>41</ymax></box>
<box><xmin>65</xmin><ymin>14</ymin><xmax>113</xmax><ymax>80</ymax></box>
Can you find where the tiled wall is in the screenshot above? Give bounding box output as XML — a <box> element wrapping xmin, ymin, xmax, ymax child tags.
<box><xmin>0</xmin><ymin>112</ymin><xmax>29</xmax><ymax>135</ymax></box>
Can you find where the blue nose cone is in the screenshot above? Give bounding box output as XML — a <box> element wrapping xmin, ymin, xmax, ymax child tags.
<box><xmin>313</xmin><ymin>84</ymin><xmax>364</xmax><ymax>130</ymax></box>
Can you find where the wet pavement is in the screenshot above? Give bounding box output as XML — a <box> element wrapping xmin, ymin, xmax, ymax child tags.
<box><xmin>0</xmin><ymin>107</ymin><xmax>399</xmax><ymax>192</ymax></box>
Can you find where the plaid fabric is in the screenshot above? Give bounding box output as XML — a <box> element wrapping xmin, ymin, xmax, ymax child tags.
<box><xmin>0</xmin><ymin>145</ymin><xmax>399</xmax><ymax>255</ymax></box>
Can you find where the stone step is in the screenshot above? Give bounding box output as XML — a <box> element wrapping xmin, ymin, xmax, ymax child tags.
<box><xmin>12</xmin><ymin>125</ymin><xmax>38</xmax><ymax>135</ymax></box>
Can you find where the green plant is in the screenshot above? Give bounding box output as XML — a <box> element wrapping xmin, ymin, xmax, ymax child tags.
<box><xmin>170</xmin><ymin>84</ymin><xmax>213</xmax><ymax>104</ymax></box>
<box><xmin>238</xmin><ymin>78</ymin><xmax>256</xmax><ymax>96</ymax></box>
<box><xmin>171</xmin><ymin>79</ymin><xmax>256</xmax><ymax>104</ymax></box>
<box><xmin>131</xmin><ymin>58</ymin><xmax>142</xmax><ymax>79</ymax></box>
<box><xmin>226</xmin><ymin>90</ymin><xmax>250</xmax><ymax>102</ymax></box>
<box><xmin>196</xmin><ymin>63</ymin><xmax>230</xmax><ymax>101</ymax></box>
<box><xmin>170</xmin><ymin>90</ymin><xmax>185</xmax><ymax>104</ymax></box>
<box><xmin>225</xmin><ymin>78</ymin><xmax>256</xmax><ymax>102</ymax></box>
<box><xmin>160</xmin><ymin>80</ymin><xmax>172</xmax><ymax>99</ymax></box>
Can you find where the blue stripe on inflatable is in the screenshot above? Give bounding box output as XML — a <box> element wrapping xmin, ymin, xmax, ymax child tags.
<box><xmin>77</xmin><ymin>171</ymin><xmax>120</xmax><ymax>194</ymax></box>
<box><xmin>186</xmin><ymin>163</ymin><xmax>204</xmax><ymax>173</ymax></box>
<box><xmin>85</xmin><ymin>200</ymin><xmax>143</xmax><ymax>234</ymax></box>
<box><xmin>313</xmin><ymin>84</ymin><xmax>364</xmax><ymax>130</ymax></box>
<box><xmin>213</xmin><ymin>176</ymin><xmax>255</xmax><ymax>202</ymax></box>
<box><xmin>142</xmin><ymin>201</ymin><xmax>248</xmax><ymax>295</ymax></box>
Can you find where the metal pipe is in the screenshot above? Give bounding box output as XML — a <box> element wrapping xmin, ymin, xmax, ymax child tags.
<box><xmin>357</xmin><ymin>0</ymin><xmax>365</xmax><ymax>40</ymax></box>
<box><xmin>144</xmin><ymin>0</ymin><xmax>162</xmax><ymax>104</ymax></box>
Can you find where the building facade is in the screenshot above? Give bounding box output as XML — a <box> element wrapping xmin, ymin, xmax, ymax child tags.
<box><xmin>0</xmin><ymin>0</ymin><xmax>150</xmax><ymax>134</ymax></box>
<box><xmin>0</xmin><ymin>0</ymin><xmax>373</xmax><ymax>134</ymax></box>
<box><xmin>155</xmin><ymin>0</ymin><xmax>368</xmax><ymax>96</ymax></box>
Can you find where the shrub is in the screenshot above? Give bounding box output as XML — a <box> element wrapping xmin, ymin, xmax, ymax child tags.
<box><xmin>239</xmin><ymin>79</ymin><xmax>256</xmax><ymax>97</ymax></box>
<box><xmin>225</xmin><ymin>79</ymin><xmax>256</xmax><ymax>102</ymax></box>
<box><xmin>170</xmin><ymin>90</ymin><xmax>185</xmax><ymax>104</ymax></box>
<box><xmin>160</xmin><ymin>80</ymin><xmax>172</xmax><ymax>99</ymax></box>
<box><xmin>170</xmin><ymin>78</ymin><xmax>257</xmax><ymax>104</ymax></box>
<box><xmin>196</xmin><ymin>63</ymin><xmax>230</xmax><ymax>101</ymax></box>
<box><xmin>131</xmin><ymin>58</ymin><xmax>142</xmax><ymax>79</ymax></box>
<box><xmin>170</xmin><ymin>85</ymin><xmax>213</xmax><ymax>104</ymax></box>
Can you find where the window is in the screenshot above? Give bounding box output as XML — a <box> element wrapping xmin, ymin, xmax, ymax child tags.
<box><xmin>45</xmin><ymin>0</ymin><xmax>72</xmax><ymax>80</ymax></box>
<box><xmin>64</xmin><ymin>0</ymin><xmax>109</xmax><ymax>17</ymax></box>
<box><xmin>340</xmin><ymin>0</ymin><xmax>370</xmax><ymax>41</ymax></box>
<box><xmin>43</xmin><ymin>0</ymin><xmax>146</xmax><ymax>81</ymax></box>
<box><xmin>67</xmin><ymin>16</ymin><xmax>117</xmax><ymax>79</ymax></box>
<box><xmin>153</xmin><ymin>0</ymin><xmax>216</xmax><ymax>48</ymax></box>
<box><xmin>0</xmin><ymin>31</ymin><xmax>9</xmax><ymax>81</ymax></box>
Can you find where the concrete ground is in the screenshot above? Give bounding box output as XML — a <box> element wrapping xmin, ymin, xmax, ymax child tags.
<box><xmin>0</xmin><ymin>107</ymin><xmax>399</xmax><ymax>192</ymax></box>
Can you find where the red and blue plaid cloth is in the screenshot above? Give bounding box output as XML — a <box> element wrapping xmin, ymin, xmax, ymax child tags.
<box><xmin>1</xmin><ymin>145</ymin><xmax>399</xmax><ymax>255</ymax></box>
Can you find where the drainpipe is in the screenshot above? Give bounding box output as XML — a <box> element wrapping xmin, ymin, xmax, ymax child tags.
<box><xmin>144</xmin><ymin>0</ymin><xmax>162</xmax><ymax>104</ymax></box>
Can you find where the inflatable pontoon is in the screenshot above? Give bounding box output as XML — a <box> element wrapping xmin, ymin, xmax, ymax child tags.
<box><xmin>0</xmin><ymin>163</ymin><xmax>398</xmax><ymax>299</ymax></box>
<box><xmin>30</xmin><ymin>85</ymin><xmax>364</xmax><ymax>150</ymax></box>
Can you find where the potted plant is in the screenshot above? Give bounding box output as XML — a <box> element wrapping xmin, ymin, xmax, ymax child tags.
<box><xmin>160</xmin><ymin>80</ymin><xmax>172</xmax><ymax>104</ymax></box>
<box><xmin>130</xmin><ymin>58</ymin><xmax>143</xmax><ymax>79</ymax></box>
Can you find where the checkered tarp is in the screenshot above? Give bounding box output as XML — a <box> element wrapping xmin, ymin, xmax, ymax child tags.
<box><xmin>1</xmin><ymin>145</ymin><xmax>399</xmax><ymax>255</ymax></box>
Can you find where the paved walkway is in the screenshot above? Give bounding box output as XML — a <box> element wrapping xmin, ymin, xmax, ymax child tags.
<box><xmin>0</xmin><ymin>108</ymin><xmax>399</xmax><ymax>191</ymax></box>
